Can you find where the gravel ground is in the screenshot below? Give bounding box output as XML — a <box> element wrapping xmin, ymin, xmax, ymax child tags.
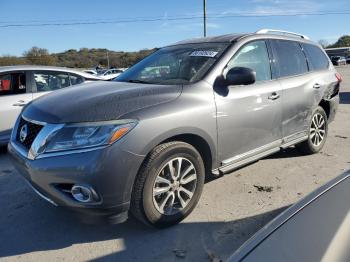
<box><xmin>0</xmin><ymin>66</ymin><xmax>349</xmax><ymax>262</ymax></box>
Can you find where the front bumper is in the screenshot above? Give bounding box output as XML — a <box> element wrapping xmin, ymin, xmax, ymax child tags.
<box><xmin>0</xmin><ymin>129</ymin><xmax>11</xmax><ymax>146</ymax></box>
<box><xmin>8</xmin><ymin>141</ymin><xmax>145</xmax><ymax>224</ymax></box>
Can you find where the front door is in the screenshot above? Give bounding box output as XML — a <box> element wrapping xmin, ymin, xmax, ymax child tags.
<box><xmin>214</xmin><ymin>40</ymin><xmax>282</xmax><ymax>166</ymax></box>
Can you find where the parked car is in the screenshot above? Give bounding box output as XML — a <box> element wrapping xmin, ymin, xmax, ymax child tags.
<box><xmin>228</xmin><ymin>170</ymin><xmax>350</xmax><ymax>262</ymax></box>
<box><xmin>83</xmin><ymin>69</ymin><xmax>98</xmax><ymax>75</ymax></box>
<box><xmin>346</xmin><ymin>56</ymin><xmax>350</xmax><ymax>64</ymax></box>
<box><xmin>8</xmin><ymin>29</ymin><xmax>340</xmax><ymax>227</ymax></box>
<box><xmin>97</xmin><ymin>68</ymin><xmax>124</xmax><ymax>80</ymax></box>
<box><xmin>331</xmin><ymin>56</ymin><xmax>347</xmax><ymax>66</ymax></box>
<box><xmin>0</xmin><ymin>65</ymin><xmax>102</xmax><ymax>145</ymax></box>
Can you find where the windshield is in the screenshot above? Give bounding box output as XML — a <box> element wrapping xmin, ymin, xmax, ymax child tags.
<box><xmin>115</xmin><ymin>43</ymin><xmax>229</xmax><ymax>85</ymax></box>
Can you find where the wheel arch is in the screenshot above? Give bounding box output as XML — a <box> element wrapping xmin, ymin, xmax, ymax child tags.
<box><xmin>318</xmin><ymin>99</ymin><xmax>330</xmax><ymax>119</ymax></box>
<box><xmin>136</xmin><ymin>128</ymin><xmax>218</xmax><ymax>179</ymax></box>
<box><xmin>161</xmin><ymin>133</ymin><xmax>214</xmax><ymax>177</ymax></box>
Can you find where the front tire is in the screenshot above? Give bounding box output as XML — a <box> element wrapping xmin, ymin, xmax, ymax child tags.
<box><xmin>296</xmin><ymin>106</ymin><xmax>328</xmax><ymax>154</ymax></box>
<box><xmin>131</xmin><ymin>141</ymin><xmax>205</xmax><ymax>228</ymax></box>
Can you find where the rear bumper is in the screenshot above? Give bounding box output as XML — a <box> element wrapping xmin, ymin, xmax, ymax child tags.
<box><xmin>8</xmin><ymin>141</ymin><xmax>145</xmax><ymax>224</ymax></box>
<box><xmin>328</xmin><ymin>94</ymin><xmax>339</xmax><ymax>123</ymax></box>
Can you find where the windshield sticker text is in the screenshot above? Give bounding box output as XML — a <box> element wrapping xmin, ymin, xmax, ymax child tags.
<box><xmin>190</xmin><ymin>51</ymin><xmax>218</xmax><ymax>57</ymax></box>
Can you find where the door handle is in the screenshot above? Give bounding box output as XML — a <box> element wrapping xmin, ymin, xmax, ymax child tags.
<box><xmin>313</xmin><ymin>83</ymin><xmax>321</xmax><ymax>89</ymax></box>
<box><xmin>268</xmin><ymin>92</ymin><xmax>280</xmax><ymax>100</ymax></box>
<box><xmin>12</xmin><ymin>100</ymin><xmax>27</xmax><ymax>107</ymax></box>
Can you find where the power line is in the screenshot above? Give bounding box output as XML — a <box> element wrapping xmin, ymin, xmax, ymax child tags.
<box><xmin>1</xmin><ymin>11</ymin><xmax>350</xmax><ymax>28</ymax></box>
<box><xmin>1</xmin><ymin>9</ymin><xmax>350</xmax><ymax>24</ymax></box>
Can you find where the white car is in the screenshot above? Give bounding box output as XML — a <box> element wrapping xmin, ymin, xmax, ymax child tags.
<box><xmin>83</xmin><ymin>69</ymin><xmax>98</xmax><ymax>75</ymax></box>
<box><xmin>0</xmin><ymin>65</ymin><xmax>102</xmax><ymax>145</ymax></box>
<box><xmin>97</xmin><ymin>68</ymin><xmax>124</xmax><ymax>80</ymax></box>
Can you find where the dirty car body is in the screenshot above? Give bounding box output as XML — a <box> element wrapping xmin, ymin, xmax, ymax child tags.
<box><xmin>8</xmin><ymin>30</ymin><xmax>340</xmax><ymax>226</ymax></box>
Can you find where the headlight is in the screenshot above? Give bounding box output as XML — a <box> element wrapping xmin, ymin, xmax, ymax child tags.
<box><xmin>43</xmin><ymin>121</ymin><xmax>137</xmax><ymax>153</ymax></box>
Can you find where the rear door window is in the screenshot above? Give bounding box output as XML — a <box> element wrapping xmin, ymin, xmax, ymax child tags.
<box><xmin>0</xmin><ymin>73</ymin><xmax>27</xmax><ymax>96</ymax></box>
<box><xmin>302</xmin><ymin>44</ymin><xmax>329</xmax><ymax>71</ymax></box>
<box><xmin>272</xmin><ymin>40</ymin><xmax>308</xmax><ymax>78</ymax></box>
<box><xmin>33</xmin><ymin>71</ymin><xmax>70</xmax><ymax>92</ymax></box>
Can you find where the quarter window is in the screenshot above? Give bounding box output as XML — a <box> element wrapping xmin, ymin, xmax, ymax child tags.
<box><xmin>272</xmin><ymin>40</ymin><xmax>308</xmax><ymax>77</ymax></box>
<box><xmin>226</xmin><ymin>41</ymin><xmax>271</xmax><ymax>82</ymax></box>
<box><xmin>302</xmin><ymin>43</ymin><xmax>329</xmax><ymax>71</ymax></box>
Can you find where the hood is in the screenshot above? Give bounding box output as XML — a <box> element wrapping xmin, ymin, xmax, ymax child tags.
<box><xmin>22</xmin><ymin>81</ymin><xmax>182</xmax><ymax>123</ymax></box>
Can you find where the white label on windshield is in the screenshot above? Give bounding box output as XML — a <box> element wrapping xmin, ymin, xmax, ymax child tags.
<box><xmin>190</xmin><ymin>50</ymin><xmax>218</xmax><ymax>57</ymax></box>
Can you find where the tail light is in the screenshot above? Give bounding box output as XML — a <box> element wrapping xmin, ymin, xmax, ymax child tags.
<box><xmin>335</xmin><ymin>72</ymin><xmax>342</xmax><ymax>83</ymax></box>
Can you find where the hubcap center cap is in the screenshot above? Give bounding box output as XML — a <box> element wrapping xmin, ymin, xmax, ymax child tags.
<box><xmin>172</xmin><ymin>181</ymin><xmax>180</xmax><ymax>190</ymax></box>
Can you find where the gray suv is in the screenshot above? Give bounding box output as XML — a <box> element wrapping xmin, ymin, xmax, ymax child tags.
<box><xmin>8</xmin><ymin>29</ymin><xmax>340</xmax><ymax>227</ymax></box>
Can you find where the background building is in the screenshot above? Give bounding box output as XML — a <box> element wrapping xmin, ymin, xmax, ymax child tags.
<box><xmin>325</xmin><ymin>47</ymin><xmax>350</xmax><ymax>58</ymax></box>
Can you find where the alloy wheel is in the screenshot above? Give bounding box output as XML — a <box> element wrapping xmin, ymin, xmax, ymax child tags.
<box><xmin>152</xmin><ymin>157</ymin><xmax>197</xmax><ymax>215</ymax></box>
<box><xmin>310</xmin><ymin>113</ymin><xmax>326</xmax><ymax>147</ymax></box>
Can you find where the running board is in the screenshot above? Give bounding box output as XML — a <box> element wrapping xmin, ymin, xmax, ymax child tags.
<box><xmin>281</xmin><ymin>135</ymin><xmax>308</xmax><ymax>149</ymax></box>
<box><xmin>217</xmin><ymin>135</ymin><xmax>308</xmax><ymax>175</ymax></box>
<box><xmin>219</xmin><ymin>147</ymin><xmax>280</xmax><ymax>174</ymax></box>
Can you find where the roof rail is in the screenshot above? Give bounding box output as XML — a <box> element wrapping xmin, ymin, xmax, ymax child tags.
<box><xmin>255</xmin><ymin>29</ymin><xmax>310</xmax><ymax>40</ymax></box>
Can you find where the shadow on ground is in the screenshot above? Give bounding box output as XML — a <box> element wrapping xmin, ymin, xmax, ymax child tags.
<box><xmin>0</xmin><ymin>171</ymin><xmax>288</xmax><ymax>261</ymax></box>
<box><xmin>265</xmin><ymin>147</ymin><xmax>303</xmax><ymax>159</ymax></box>
<box><xmin>0</xmin><ymin>146</ymin><xmax>7</xmax><ymax>154</ymax></box>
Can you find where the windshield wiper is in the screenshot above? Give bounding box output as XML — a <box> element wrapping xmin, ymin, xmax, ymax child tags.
<box><xmin>127</xmin><ymin>79</ymin><xmax>152</xmax><ymax>84</ymax></box>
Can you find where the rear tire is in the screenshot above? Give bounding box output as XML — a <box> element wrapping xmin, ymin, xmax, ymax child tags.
<box><xmin>131</xmin><ymin>141</ymin><xmax>205</xmax><ymax>228</ymax></box>
<box><xmin>296</xmin><ymin>106</ymin><xmax>328</xmax><ymax>154</ymax></box>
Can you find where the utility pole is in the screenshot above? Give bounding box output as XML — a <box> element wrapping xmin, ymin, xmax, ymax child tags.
<box><xmin>106</xmin><ymin>51</ymin><xmax>110</xmax><ymax>68</ymax></box>
<box><xmin>203</xmin><ymin>0</ymin><xmax>207</xmax><ymax>37</ymax></box>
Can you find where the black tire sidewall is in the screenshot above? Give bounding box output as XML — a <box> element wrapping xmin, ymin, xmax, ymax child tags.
<box><xmin>142</xmin><ymin>144</ymin><xmax>205</xmax><ymax>227</ymax></box>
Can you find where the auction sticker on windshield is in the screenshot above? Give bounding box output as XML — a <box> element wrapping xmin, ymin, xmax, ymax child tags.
<box><xmin>190</xmin><ymin>51</ymin><xmax>218</xmax><ymax>57</ymax></box>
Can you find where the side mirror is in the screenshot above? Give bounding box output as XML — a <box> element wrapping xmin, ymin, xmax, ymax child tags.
<box><xmin>225</xmin><ymin>67</ymin><xmax>256</xmax><ymax>86</ymax></box>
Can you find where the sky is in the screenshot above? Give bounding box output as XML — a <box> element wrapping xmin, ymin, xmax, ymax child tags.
<box><xmin>1</xmin><ymin>0</ymin><xmax>350</xmax><ymax>56</ymax></box>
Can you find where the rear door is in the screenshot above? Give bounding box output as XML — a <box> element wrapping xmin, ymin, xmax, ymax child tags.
<box><xmin>0</xmin><ymin>71</ymin><xmax>32</xmax><ymax>138</ymax></box>
<box><xmin>270</xmin><ymin>39</ymin><xmax>313</xmax><ymax>142</ymax></box>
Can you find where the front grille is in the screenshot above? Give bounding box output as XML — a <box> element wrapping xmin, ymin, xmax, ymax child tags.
<box><xmin>16</xmin><ymin>117</ymin><xmax>44</xmax><ymax>150</ymax></box>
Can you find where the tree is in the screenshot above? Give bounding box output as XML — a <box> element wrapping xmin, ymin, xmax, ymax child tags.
<box><xmin>318</xmin><ymin>39</ymin><xmax>329</xmax><ymax>49</ymax></box>
<box><xmin>1</xmin><ymin>47</ymin><xmax>156</xmax><ymax>68</ymax></box>
<box><xmin>23</xmin><ymin>46</ymin><xmax>57</xmax><ymax>65</ymax></box>
<box><xmin>0</xmin><ymin>55</ymin><xmax>26</xmax><ymax>66</ymax></box>
<box><xmin>328</xmin><ymin>35</ymin><xmax>350</xmax><ymax>48</ymax></box>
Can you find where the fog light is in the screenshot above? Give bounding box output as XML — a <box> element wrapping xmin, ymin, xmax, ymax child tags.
<box><xmin>71</xmin><ymin>185</ymin><xmax>93</xmax><ymax>203</ymax></box>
